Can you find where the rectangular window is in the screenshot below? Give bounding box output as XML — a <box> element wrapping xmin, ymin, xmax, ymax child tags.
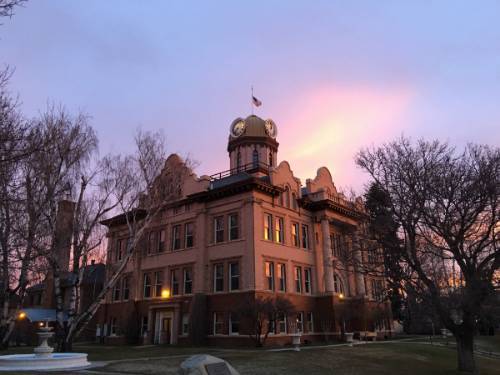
<box><xmin>294</xmin><ymin>266</ymin><xmax>302</xmax><ymax>293</ymax></box>
<box><xmin>171</xmin><ymin>269</ymin><xmax>180</xmax><ymax>296</ymax></box>
<box><xmin>265</xmin><ymin>261</ymin><xmax>274</xmax><ymax>291</ymax></box>
<box><xmin>229</xmin><ymin>313</ymin><xmax>239</xmax><ymax>335</ymax></box>
<box><xmin>277</xmin><ymin>263</ymin><xmax>286</xmax><ymax>292</ymax></box>
<box><xmin>307</xmin><ymin>312</ymin><xmax>314</xmax><ymax>332</ymax></box>
<box><xmin>229</xmin><ymin>213</ymin><xmax>239</xmax><ymax>240</ymax></box>
<box><xmin>154</xmin><ymin>271</ymin><xmax>163</xmax><ymax>297</ymax></box>
<box><xmin>122</xmin><ymin>276</ymin><xmax>130</xmax><ymax>301</ymax></box>
<box><xmin>148</xmin><ymin>232</ymin><xmax>156</xmax><ymax>255</ymax></box>
<box><xmin>214</xmin><ymin>264</ymin><xmax>224</xmax><ymax>292</ymax></box>
<box><xmin>213</xmin><ymin>312</ymin><xmax>224</xmax><ymax>335</ymax></box>
<box><xmin>116</xmin><ymin>239</ymin><xmax>123</xmax><ymax>261</ymax></box>
<box><xmin>158</xmin><ymin>230</ymin><xmax>166</xmax><ymax>252</ymax></box>
<box><xmin>171</xmin><ymin>225</ymin><xmax>181</xmax><ymax>250</ymax></box>
<box><xmin>278</xmin><ymin>313</ymin><xmax>287</xmax><ymax>334</ymax></box>
<box><xmin>292</xmin><ymin>223</ymin><xmax>299</xmax><ymax>247</ymax></box>
<box><xmin>112</xmin><ymin>282</ymin><xmax>121</xmax><ymax>301</ymax></box>
<box><xmin>301</xmin><ymin>225</ymin><xmax>309</xmax><ymax>249</ymax></box>
<box><xmin>110</xmin><ymin>317</ymin><xmax>118</xmax><ymax>336</ymax></box>
<box><xmin>141</xmin><ymin>316</ymin><xmax>148</xmax><ymax>336</ymax></box>
<box><xmin>143</xmin><ymin>273</ymin><xmax>152</xmax><ymax>298</ymax></box>
<box><xmin>296</xmin><ymin>312</ymin><xmax>304</xmax><ymax>333</ymax></box>
<box><xmin>229</xmin><ymin>262</ymin><xmax>240</xmax><ymax>291</ymax></box>
<box><xmin>182</xmin><ymin>314</ymin><xmax>190</xmax><ymax>336</ymax></box>
<box><xmin>215</xmin><ymin>216</ymin><xmax>224</xmax><ymax>243</ymax></box>
<box><xmin>275</xmin><ymin>217</ymin><xmax>284</xmax><ymax>244</ymax></box>
<box><xmin>184</xmin><ymin>222</ymin><xmax>194</xmax><ymax>248</ymax></box>
<box><xmin>183</xmin><ymin>268</ymin><xmax>193</xmax><ymax>294</ymax></box>
<box><xmin>264</xmin><ymin>214</ymin><xmax>272</xmax><ymax>240</ymax></box>
<box><xmin>304</xmin><ymin>268</ymin><xmax>312</xmax><ymax>294</ymax></box>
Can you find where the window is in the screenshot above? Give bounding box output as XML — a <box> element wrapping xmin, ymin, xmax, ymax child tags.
<box><xmin>296</xmin><ymin>312</ymin><xmax>304</xmax><ymax>333</ymax></box>
<box><xmin>268</xmin><ymin>318</ymin><xmax>276</xmax><ymax>335</ymax></box>
<box><xmin>143</xmin><ymin>273</ymin><xmax>152</xmax><ymax>298</ymax></box>
<box><xmin>292</xmin><ymin>192</ymin><xmax>297</xmax><ymax>210</ymax></box>
<box><xmin>141</xmin><ymin>316</ymin><xmax>148</xmax><ymax>336</ymax></box>
<box><xmin>368</xmin><ymin>249</ymin><xmax>378</xmax><ymax>264</ymax></box>
<box><xmin>330</xmin><ymin>233</ymin><xmax>337</xmax><ymax>257</ymax></box>
<box><xmin>307</xmin><ymin>312</ymin><xmax>314</xmax><ymax>332</ymax></box>
<box><xmin>265</xmin><ymin>261</ymin><xmax>274</xmax><ymax>291</ymax></box>
<box><xmin>112</xmin><ymin>281</ymin><xmax>121</xmax><ymax>301</ymax></box>
<box><xmin>277</xmin><ymin>263</ymin><xmax>286</xmax><ymax>292</ymax></box>
<box><xmin>183</xmin><ymin>268</ymin><xmax>193</xmax><ymax>294</ymax></box>
<box><xmin>213</xmin><ymin>312</ymin><xmax>224</xmax><ymax>335</ymax></box>
<box><xmin>292</xmin><ymin>223</ymin><xmax>299</xmax><ymax>247</ymax></box>
<box><xmin>278</xmin><ymin>313</ymin><xmax>287</xmax><ymax>334</ymax></box>
<box><xmin>304</xmin><ymin>268</ymin><xmax>312</xmax><ymax>294</ymax></box>
<box><xmin>229</xmin><ymin>213</ymin><xmax>239</xmax><ymax>240</ymax></box>
<box><xmin>148</xmin><ymin>232</ymin><xmax>156</xmax><ymax>255</ymax></box>
<box><xmin>334</xmin><ymin>274</ymin><xmax>345</xmax><ymax>295</ymax></box>
<box><xmin>264</xmin><ymin>214</ymin><xmax>272</xmax><ymax>240</ymax></box>
<box><xmin>236</xmin><ymin>152</ymin><xmax>242</xmax><ymax>171</ymax></box>
<box><xmin>275</xmin><ymin>217</ymin><xmax>284</xmax><ymax>244</ymax></box>
<box><xmin>229</xmin><ymin>262</ymin><xmax>240</xmax><ymax>291</ymax></box>
<box><xmin>158</xmin><ymin>230</ymin><xmax>166</xmax><ymax>252</ymax></box>
<box><xmin>279</xmin><ymin>192</ymin><xmax>284</xmax><ymax>206</ymax></box>
<box><xmin>268</xmin><ymin>151</ymin><xmax>273</xmax><ymax>167</ymax></box>
<box><xmin>110</xmin><ymin>317</ymin><xmax>118</xmax><ymax>336</ymax></box>
<box><xmin>214</xmin><ymin>216</ymin><xmax>224</xmax><ymax>243</ymax></box>
<box><xmin>229</xmin><ymin>313</ymin><xmax>239</xmax><ymax>335</ymax></box>
<box><xmin>214</xmin><ymin>264</ymin><xmax>224</xmax><ymax>292</ymax></box>
<box><xmin>115</xmin><ymin>239</ymin><xmax>124</xmax><ymax>261</ymax></box>
<box><xmin>171</xmin><ymin>269</ymin><xmax>180</xmax><ymax>296</ymax></box>
<box><xmin>182</xmin><ymin>314</ymin><xmax>190</xmax><ymax>336</ymax></box>
<box><xmin>371</xmin><ymin>279</ymin><xmax>384</xmax><ymax>302</ymax></box>
<box><xmin>284</xmin><ymin>186</ymin><xmax>290</xmax><ymax>208</ymax></box>
<box><xmin>252</xmin><ymin>149</ymin><xmax>259</xmax><ymax>168</ymax></box>
<box><xmin>301</xmin><ymin>225</ymin><xmax>309</xmax><ymax>249</ymax></box>
<box><xmin>154</xmin><ymin>271</ymin><xmax>163</xmax><ymax>297</ymax></box>
<box><xmin>171</xmin><ymin>225</ymin><xmax>181</xmax><ymax>250</ymax></box>
<box><xmin>294</xmin><ymin>266</ymin><xmax>302</xmax><ymax>293</ymax></box>
<box><xmin>185</xmin><ymin>222</ymin><xmax>194</xmax><ymax>248</ymax></box>
<box><xmin>122</xmin><ymin>277</ymin><xmax>130</xmax><ymax>301</ymax></box>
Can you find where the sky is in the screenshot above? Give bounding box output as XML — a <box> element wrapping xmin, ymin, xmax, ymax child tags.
<box><xmin>1</xmin><ymin>1</ymin><xmax>499</xmax><ymax>193</ymax></box>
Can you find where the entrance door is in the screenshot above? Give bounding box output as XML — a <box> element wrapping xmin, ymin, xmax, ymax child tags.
<box><xmin>161</xmin><ymin>317</ymin><xmax>172</xmax><ymax>344</ymax></box>
<box><xmin>154</xmin><ymin>311</ymin><xmax>173</xmax><ymax>344</ymax></box>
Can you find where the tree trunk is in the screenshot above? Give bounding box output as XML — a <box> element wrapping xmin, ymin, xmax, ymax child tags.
<box><xmin>456</xmin><ymin>332</ymin><xmax>476</xmax><ymax>373</ymax></box>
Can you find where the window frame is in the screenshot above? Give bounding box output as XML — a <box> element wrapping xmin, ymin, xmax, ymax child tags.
<box><xmin>183</xmin><ymin>267</ymin><xmax>193</xmax><ymax>295</ymax></box>
<box><xmin>229</xmin><ymin>262</ymin><xmax>240</xmax><ymax>291</ymax></box>
<box><xmin>274</xmin><ymin>216</ymin><xmax>284</xmax><ymax>244</ymax></box>
<box><xmin>264</xmin><ymin>213</ymin><xmax>273</xmax><ymax>241</ymax></box>
<box><xmin>213</xmin><ymin>263</ymin><xmax>224</xmax><ymax>292</ymax></box>
<box><xmin>277</xmin><ymin>263</ymin><xmax>286</xmax><ymax>292</ymax></box>
<box><xmin>294</xmin><ymin>266</ymin><xmax>302</xmax><ymax>293</ymax></box>
<box><xmin>304</xmin><ymin>267</ymin><xmax>312</xmax><ymax>294</ymax></box>
<box><xmin>228</xmin><ymin>213</ymin><xmax>239</xmax><ymax>241</ymax></box>
<box><xmin>171</xmin><ymin>224</ymin><xmax>181</xmax><ymax>251</ymax></box>
<box><xmin>184</xmin><ymin>222</ymin><xmax>194</xmax><ymax>248</ymax></box>
<box><xmin>214</xmin><ymin>216</ymin><xmax>224</xmax><ymax>243</ymax></box>
<box><xmin>265</xmin><ymin>261</ymin><xmax>275</xmax><ymax>291</ymax></box>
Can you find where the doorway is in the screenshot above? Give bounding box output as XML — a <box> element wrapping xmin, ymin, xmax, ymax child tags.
<box><xmin>154</xmin><ymin>311</ymin><xmax>173</xmax><ymax>344</ymax></box>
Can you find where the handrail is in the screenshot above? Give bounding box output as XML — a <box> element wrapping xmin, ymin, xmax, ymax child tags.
<box><xmin>209</xmin><ymin>162</ymin><xmax>270</xmax><ymax>181</ymax></box>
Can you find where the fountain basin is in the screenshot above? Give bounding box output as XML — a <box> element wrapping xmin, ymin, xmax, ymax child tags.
<box><xmin>0</xmin><ymin>353</ymin><xmax>90</xmax><ymax>371</ymax></box>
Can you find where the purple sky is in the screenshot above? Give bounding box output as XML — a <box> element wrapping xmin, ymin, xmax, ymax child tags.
<box><xmin>2</xmin><ymin>1</ymin><xmax>499</xmax><ymax>193</ymax></box>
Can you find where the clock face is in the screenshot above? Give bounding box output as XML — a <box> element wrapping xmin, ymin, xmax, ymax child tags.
<box><xmin>230</xmin><ymin>119</ymin><xmax>246</xmax><ymax>137</ymax></box>
<box><xmin>265</xmin><ymin>119</ymin><xmax>277</xmax><ymax>138</ymax></box>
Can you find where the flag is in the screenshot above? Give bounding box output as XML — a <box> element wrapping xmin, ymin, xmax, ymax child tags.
<box><xmin>252</xmin><ymin>95</ymin><xmax>262</xmax><ymax>107</ymax></box>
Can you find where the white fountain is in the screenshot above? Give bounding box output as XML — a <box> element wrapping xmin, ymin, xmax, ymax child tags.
<box><xmin>0</xmin><ymin>320</ymin><xmax>90</xmax><ymax>371</ymax></box>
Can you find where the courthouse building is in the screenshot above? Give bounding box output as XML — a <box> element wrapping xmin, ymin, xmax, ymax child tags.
<box><xmin>99</xmin><ymin>115</ymin><xmax>392</xmax><ymax>346</ymax></box>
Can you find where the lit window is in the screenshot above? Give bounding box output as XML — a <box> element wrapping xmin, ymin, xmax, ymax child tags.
<box><xmin>292</xmin><ymin>223</ymin><xmax>299</xmax><ymax>247</ymax></box>
<box><xmin>264</xmin><ymin>214</ymin><xmax>272</xmax><ymax>240</ymax></box>
<box><xmin>171</xmin><ymin>225</ymin><xmax>181</xmax><ymax>250</ymax></box>
<box><xmin>275</xmin><ymin>217</ymin><xmax>284</xmax><ymax>244</ymax></box>
<box><xmin>294</xmin><ymin>266</ymin><xmax>302</xmax><ymax>293</ymax></box>
<box><xmin>229</xmin><ymin>213</ymin><xmax>239</xmax><ymax>240</ymax></box>
<box><xmin>185</xmin><ymin>223</ymin><xmax>194</xmax><ymax>248</ymax></box>
<box><xmin>183</xmin><ymin>268</ymin><xmax>193</xmax><ymax>294</ymax></box>
<box><xmin>229</xmin><ymin>262</ymin><xmax>240</xmax><ymax>291</ymax></box>
<box><xmin>214</xmin><ymin>264</ymin><xmax>224</xmax><ymax>292</ymax></box>
<box><xmin>265</xmin><ymin>261</ymin><xmax>274</xmax><ymax>291</ymax></box>
<box><xmin>277</xmin><ymin>263</ymin><xmax>286</xmax><ymax>292</ymax></box>
<box><xmin>214</xmin><ymin>216</ymin><xmax>224</xmax><ymax>243</ymax></box>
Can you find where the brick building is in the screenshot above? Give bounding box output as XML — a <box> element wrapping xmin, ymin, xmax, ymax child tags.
<box><xmin>99</xmin><ymin>115</ymin><xmax>392</xmax><ymax>346</ymax></box>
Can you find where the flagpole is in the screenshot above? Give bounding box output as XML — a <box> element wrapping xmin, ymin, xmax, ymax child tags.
<box><xmin>251</xmin><ymin>86</ymin><xmax>254</xmax><ymax>115</ymax></box>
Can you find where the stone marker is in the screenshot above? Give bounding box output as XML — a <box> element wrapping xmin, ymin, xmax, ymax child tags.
<box><xmin>179</xmin><ymin>354</ymin><xmax>239</xmax><ymax>375</ymax></box>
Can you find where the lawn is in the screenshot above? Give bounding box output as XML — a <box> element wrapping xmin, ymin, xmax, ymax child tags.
<box><xmin>0</xmin><ymin>338</ymin><xmax>498</xmax><ymax>374</ymax></box>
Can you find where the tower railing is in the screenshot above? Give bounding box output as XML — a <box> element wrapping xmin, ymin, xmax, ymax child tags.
<box><xmin>209</xmin><ymin>162</ymin><xmax>271</xmax><ymax>181</ymax></box>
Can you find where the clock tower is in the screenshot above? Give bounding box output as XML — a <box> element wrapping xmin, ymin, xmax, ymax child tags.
<box><xmin>227</xmin><ymin>115</ymin><xmax>279</xmax><ymax>173</ymax></box>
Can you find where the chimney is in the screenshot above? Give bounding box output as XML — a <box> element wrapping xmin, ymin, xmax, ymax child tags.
<box><xmin>54</xmin><ymin>199</ymin><xmax>75</xmax><ymax>272</ymax></box>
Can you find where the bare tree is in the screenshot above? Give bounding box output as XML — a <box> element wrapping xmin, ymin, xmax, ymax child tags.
<box><xmin>356</xmin><ymin>137</ymin><xmax>500</xmax><ymax>373</ymax></box>
<box><xmin>0</xmin><ymin>0</ymin><xmax>26</xmax><ymax>20</ymax></box>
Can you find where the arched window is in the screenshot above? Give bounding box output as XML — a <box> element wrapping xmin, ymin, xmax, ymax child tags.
<box><xmin>236</xmin><ymin>152</ymin><xmax>242</xmax><ymax>172</ymax></box>
<box><xmin>292</xmin><ymin>192</ymin><xmax>297</xmax><ymax>210</ymax></box>
<box><xmin>252</xmin><ymin>149</ymin><xmax>259</xmax><ymax>168</ymax></box>
<box><xmin>269</xmin><ymin>151</ymin><xmax>273</xmax><ymax>167</ymax></box>
<box><xmin>334</xmin><ymin>274</ymin><xmax>345</xmax><ymax>295</ymax></box>
<box><xmin>284</xmin><ymin>186</ymin><xmax>290</xmax><ymax>208</ymax></box>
